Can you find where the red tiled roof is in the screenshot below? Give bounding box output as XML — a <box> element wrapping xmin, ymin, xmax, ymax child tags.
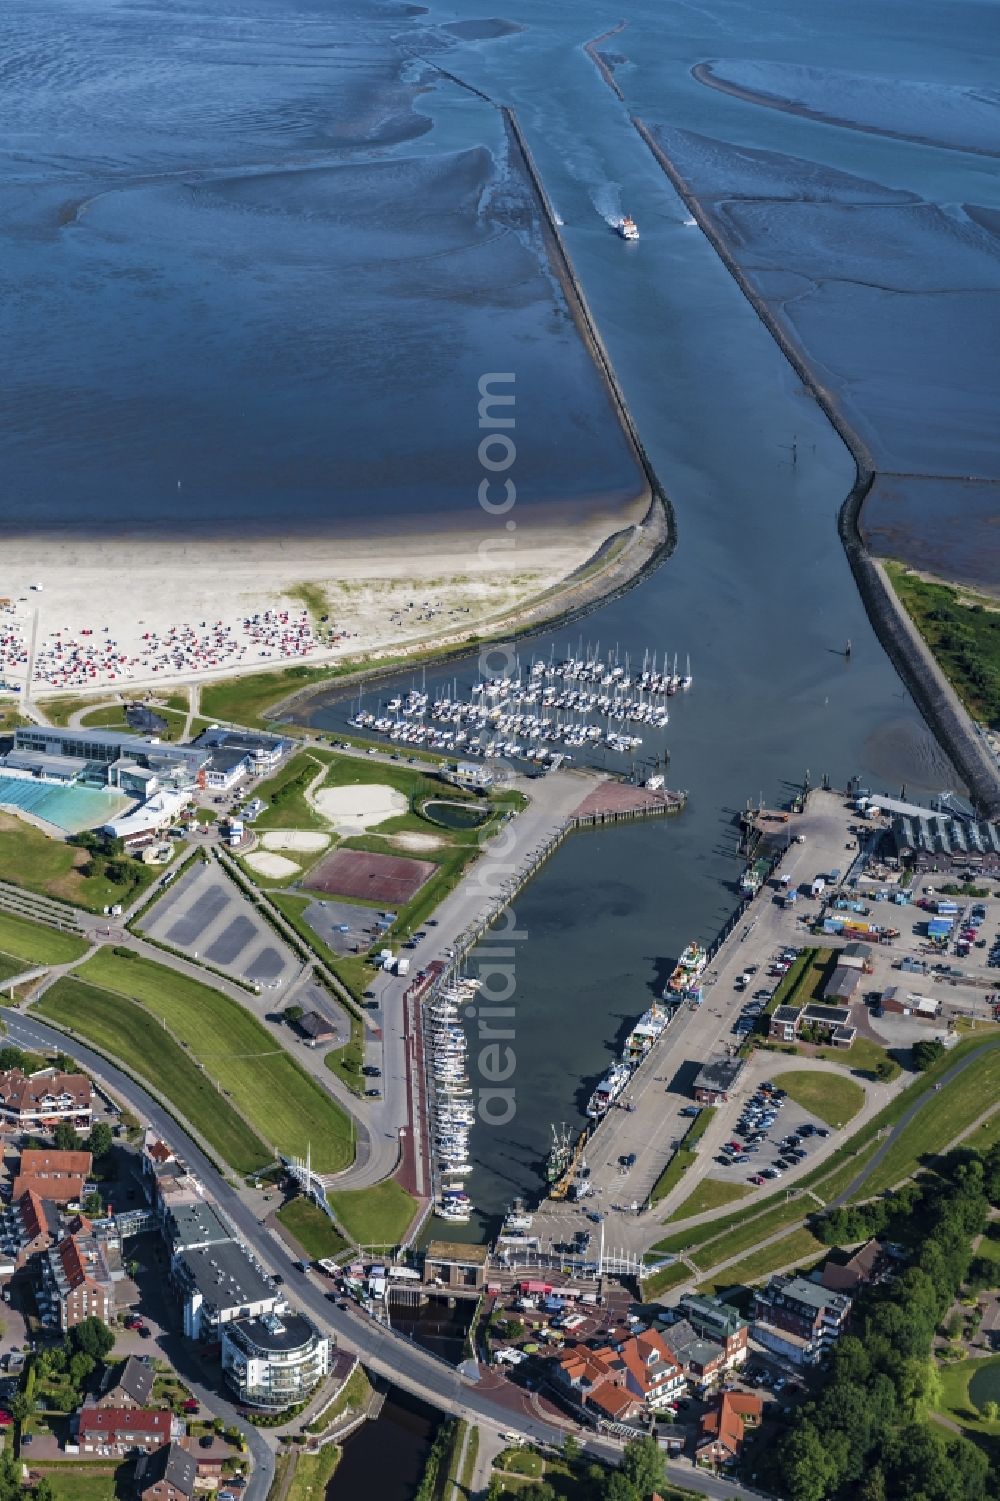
<box><xmin>0</xmin><ymin>1069</ymin><xmax>91</xmax><ymax>1113</ymax></box>
<box><xmin>80</xmin><ymin>1406</ymin><xmax>171</xmax><ymax>1441</ymax></box>
<box><xmin>19</xmin><ymin>1148</ymin><xmax>92</xmax><ymax>1176</ymax></box>
<box><xmin>698</xmin><ymin>1391</ymin><xmax>762</xmax><ymax>1457</ymax></box>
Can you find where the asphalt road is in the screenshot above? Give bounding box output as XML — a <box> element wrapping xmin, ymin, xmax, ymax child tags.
<box><xmin>3</xmin><ymin>1007</ymin><xmax>760</xmax><ymax>1501</ymax></box>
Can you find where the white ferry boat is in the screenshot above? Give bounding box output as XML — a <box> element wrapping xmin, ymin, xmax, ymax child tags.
<box><xmin>618</xmin><ymin>214</ymin><xmax>639</xmax><ymax>241</ymax></box>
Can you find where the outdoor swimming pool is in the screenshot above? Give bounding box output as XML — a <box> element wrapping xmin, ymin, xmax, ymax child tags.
<box><xmin>0</xmin><ymin>777</ymin><xmax>129</xmax><ymax>835</ymax></box>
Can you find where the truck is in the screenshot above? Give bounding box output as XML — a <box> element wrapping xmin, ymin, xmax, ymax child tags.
<box><xmin>394</xmin><ymin>957</ymin><xmax>411</xmax><ymax>977</ymax></box>
<box><xmin>811</xmin><ymin>877</ymin><xmax>826</xmax><ymax>899</ymax></box>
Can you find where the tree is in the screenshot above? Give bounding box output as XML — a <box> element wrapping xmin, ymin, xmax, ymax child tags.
<box><xmin>71</xmin><ymin>1316</ymin><xmax>115</xmax><ymax>1361</ymax></box>
<box><xmin>87</xmin><ymin>1121</ymin><xmax>114</xmax><ymax>1160</ymax></box>
<box><xmin>53</xmin><ymin>1120</ymin><xmax>79</xmax><ymax>1153</ymax></box>
<box><xmin>604</xmin><ymin>1476</ymin><xmax>638</xmax><ymax>1501</ymax></box>
<box><xmin>0</xmin><ymin>1046</ymin><xmax>28</xmax><ymax>1073</ymax></box>
<box><xmin>912</xmin><ymin>1038</ymin><xmax>945</xmax><ymax>1071</ymax></box>
<box><xmin>873</xmin><ymin>1058</ymin><xmax>895</xmax><ymax>1081</ymax></box>
<box><xmin>619</xmin><ymin>1434</ymin><xmax>666</xmax><ymax>1499</ymax></box>
<box><xmin>284</xmin><ymin>1005</ymin><xmax>304</xmax><ymax>1024</ymax></box>
<box><xmin>10</xmin><ymin>1392</ymin><xmax>32</xmax><ymax>1426</ymax></box>
<box><xmin>69</xmin><ymin>1351</ymin><xmax>95</xmax><ymax>1387</ymax></box>
<box><xmin>981</xmin><ymin>1399</ymin><xmax>999</xmax><ymax>1423</ymax></box>
<box><xmin>83</xmin><ymin>1190</ymin><xmax>103</xmax><ymax>1217</ymax></box>
<box><xmin>562</xmin><ymin>1434</ymin><xmax>580</xmax><ymax>1463</ymax></box>
<box><xmin>776</xmin><ymin>1420</ymin><xmax>840</xmax><ymax>1501</ymax></box>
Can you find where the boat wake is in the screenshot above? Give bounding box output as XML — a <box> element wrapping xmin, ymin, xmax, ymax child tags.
<box><xmin>592</xmin><ymin>181</ymin><xmax>622</xmax><ymax>227</ymax></box>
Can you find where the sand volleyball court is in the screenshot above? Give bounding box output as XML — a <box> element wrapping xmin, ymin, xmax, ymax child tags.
<box><xmin>244</xmin><ymin>851</ymin><xmax>300</xmax><ymax>879</ymax></box>
<box><xmin>261</xmin><ymin>831</ymin><xmax>330</xmax><ymax>852</ymax></box>
<box><xmin>312</xmin><ymin>783</ymin><xmax>407</xmax><ymax>833</ymax></box>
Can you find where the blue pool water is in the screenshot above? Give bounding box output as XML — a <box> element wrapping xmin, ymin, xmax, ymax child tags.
<box><xmin>0</xmin><ymin>777</ymin><xmax>128</xmax><ymax>835</ymax></box>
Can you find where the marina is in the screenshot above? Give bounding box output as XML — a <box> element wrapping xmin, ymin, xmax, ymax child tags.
<box><xmin>348</xmin><ymin>646</ymin><xmax>691</xmax><ymax>761</ymax></box>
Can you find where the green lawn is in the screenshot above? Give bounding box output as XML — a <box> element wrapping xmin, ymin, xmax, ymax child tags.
<box><xmin>696</xmin><ymin>1227</ymin><xmax>825</xmax><ymax>1294</ymax></box>
<box><xmin>649</xmin><ymin>1147</ymin><xmax>696</xmax><ymax>1206</ymax></box>
<box><xmin>326</xmin><ymin>1179</ymin><xmax>417</xmax><ymax>1248</ymax></box>
<box><xmin>770</xmin><ymin>1069</ymin><xmax>866</xmax><ymax>1127</ymax></box>
<box><xmin>886</xmin><ymin>563</ymin><xmax>1000</xmax><ymax>726</ymax></box>
<box><xmin>200</xmin><ymin>666</ymin><xmax>338</xmax><ymax>729</ymax></box>
<box><xmin>0</xmin><ymin>910</ymin><xmax>88</xmax><ymax>966</ymax></box>
<box><xmin>934</xmin><ymin>1356</ymin><xmax>1000</xmax><ymax>1436</ymax></box>
<box><xmin>286</xmin><ymin>1445</ymin><xmax>342</xmax><ymax>1501</ymax></box>
<box><xmin>36</xmin><ymin>976</ymin><xmax>271</xmax><ymax>1174</ymax></box>
<box><xmin>666</xmin><ymin>1178</ymin><xmax>751</xmax><ymax>1222</ymax></box>
<box><xmin>859</xmin><ymin>1048</ymin><xmax>1000</xmax><ymax>1195</ymax></box>
<box><xmin>962</xmin><ymin>1110</ymin><xmax>1000</xmax><ymax>1154</ymax></box>
<box><xmin>325</xmin><ymin>1013</ymin><xmax>365</xmax><ymax>1096</ymax></box>
<box><xmin>30</xmin><ymin>1465</ymin><xmax>123</xmax><ymax>1501</ymax></box>
<box><xmin>75</xmin><ymin>949</ymin><xmax>354</xmax><ymax>1173</ymax></box>
<box><xmin>277</xmin><ymin>1196</ymin><xmax>349</xmax><ymax>1261</ymax></box>
<box><xmin>811</xmin><ymin>1034</ymin><xmax>898</xmax><ymax>1078</ymax></box>
<box><xmin>41</xmin><ymin>695</ymin><xmax>97</xmax><ymax>727</ymax></box>
<box><xmin>0</xmin><ymin>813</ymin><xmax>161</xmax><ymax>913</ymax></box>
<box><xmin>251</xmin><ymin>752</ymin><xmax>331</xmax><ymax>833</ymax></box>
<box><xmin>0</xmin><ymin>953</ymin><xmax>25</xmax><ymax>984</ymax></box>
<box><xmin>639</xmin><ymin>1261</ymin><xmax>690</xmax><ymax>1299</ymax></box>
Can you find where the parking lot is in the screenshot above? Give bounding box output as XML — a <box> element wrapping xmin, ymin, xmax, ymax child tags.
<box><xmin>140</xmin><ymin>860</ymin><xmax>299</xmax><ymax>989</ymax></box>
<box><xmin>301</xmin><ymin>897</ymin><xmax>386</xmax><ymax>958</ymax></box>
<box><xmin>707</xmin><ymin>1079</ymin><xmax>833</xmax><ymax>1189</ymax></box>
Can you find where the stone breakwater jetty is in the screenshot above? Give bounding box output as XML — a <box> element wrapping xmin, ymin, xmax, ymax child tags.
<box><xmin>623</xmin><ymin>114</ymin><xmax>1000</xmax><ymax>818</ymax></box>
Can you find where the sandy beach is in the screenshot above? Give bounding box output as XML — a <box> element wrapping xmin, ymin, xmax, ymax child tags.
<box><xmin>1</xmin><ymin>494</ymin><xmax>654</xmax><ymax>700</ymax></box>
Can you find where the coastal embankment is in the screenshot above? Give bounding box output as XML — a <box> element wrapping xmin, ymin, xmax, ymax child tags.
<box><xmin>625</xmin><ymin>113</ymin><xmax>1000</xmax><ymax>816</ymax></box>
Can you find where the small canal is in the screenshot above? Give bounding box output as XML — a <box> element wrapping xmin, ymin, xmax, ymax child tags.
<box><xmin>327</xmin><ymin>1386</ymin><xmax>440</xmax><ymax>1501</ymax></box>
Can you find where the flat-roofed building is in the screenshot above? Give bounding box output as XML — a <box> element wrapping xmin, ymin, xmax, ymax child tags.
<box><xmin>424</xmin><ymin>1241</ymin><xmax>489</xmax><ymax>1290</ymax></box>
<box><xmin>692</xmin><ymin>1057</ymin><xmax>745</xmax><ymax>1105</ymax></box>
<box><xmin>174</xmin><ymin>1238</ymin><xmax>280</xmax><ymax>1340</ymax></box>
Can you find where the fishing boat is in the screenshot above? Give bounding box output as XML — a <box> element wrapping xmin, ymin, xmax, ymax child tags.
<box><xmin>545</xmin><ymin>1123</ymin><xmax>573</xmax><ymax>1184</ymax></box>
<box><xmin>666</xmin><ymin>941</ymin><xmax>708</xmax><ymax>993</ymax></box>
<box><xmin>618</xmin><ymin>214</ymin><xmax>639</xmax><ymax>241</ymax></box>
<box><xmin>586</xmin><ymin>1061</ymin><xmax>632</xmax><ymax>1119</ymax></box>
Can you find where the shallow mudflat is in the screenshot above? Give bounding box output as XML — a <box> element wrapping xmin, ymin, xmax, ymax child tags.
<box><xmin>695</xmin><ymin>59</ymin><xmax>1000</xmax><ymax>157</ymax></box>
<box><xmin>644</xmin><ymin>123</ymin><xmax>1000</xmax><ymax>573</ymax></box>
<box><xmin>0</xmin><ymin>0</ymin><xmax>643</xmax><ymax>587</ymax></box>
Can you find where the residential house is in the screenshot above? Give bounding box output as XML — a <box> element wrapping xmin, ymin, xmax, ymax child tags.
<box><xmin>135</xmin><ymin>1441</ymin><xmax>197</xmax><ymax>1501</ymax></box>
<box><xmin>696</xmin><ymin>1391</ymin><xmax>763</xmax><ymax>1468</ymax></box>
<box><xmin>820</xmin><ymin>1239</ymin><xmax>882</xmax><ymax>1296</ymax></box>
<box><xmin>38</xmin><ymin>1227</ymin><xmax>117</xmax><ymax>1331</ymax></box>
<box><xmin>769</xmin><ymin>1006</ymin><xmax>801</xmax><ymax>1044</ymax></box>
<box><xmin>753</xmin><ymin>1274</ymin><xmax>851</xmax><ymax>1366</ymax></box>
<box><xmin>77</xmin><ymin>1404</ymin><xmax>177</xmax><ymax>1456</ymax></box>
<box><xmin>677</xmin><ymin>1294</ymin><xmax>750</xmax><ymax>1369</ymax></box>
<box><xmin>556</xmin><ymin>1331</ymin><xmax>685</xmax><ymax>1425</ymax></box>
<box><xmin>97</xmin><ymin>1355</ymin><xmax>155</xmax><ymax>1410</ymax></box>
<box><xmin>13</xmin><ymin>1148</ymin><xmax>93</xmax><ymax>1205</ymax></box>
<box><xmin>0</xmin><ymin>1068</ymin><xmax>92</xmax><ymax>1131</ymax></box>
<box><xmin>798</xmin><ymin>1003</ymin><xmax>857</xmax><ymax>1048</ymax></box>
<box><xmin>0</xmin><ymin>1188</ymin><xmax>61</xmax><ymax>1273</ymax></box>
<box><xmin>657</xmin><ymin>1319</ymin><xmax>726</xmax><ymax>1388</ymax></box>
